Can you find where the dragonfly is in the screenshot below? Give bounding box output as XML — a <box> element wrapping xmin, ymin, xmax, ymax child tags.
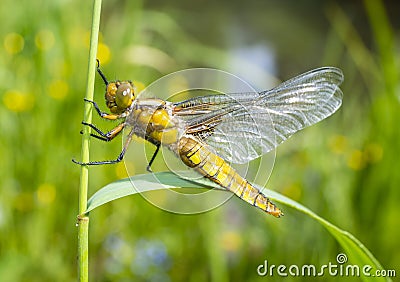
<box><xmin>73</xmin><ymin>63</ymin><xmax>343</xmax><ymax>217</ymax></box>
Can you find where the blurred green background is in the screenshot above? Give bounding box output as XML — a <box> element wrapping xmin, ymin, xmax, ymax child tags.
<box><xmin>0</xmin><ymin>0</ymin><xmax>399</xmax><ymax>281</ymax></box>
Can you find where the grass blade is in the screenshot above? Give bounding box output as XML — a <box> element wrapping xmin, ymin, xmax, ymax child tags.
<box><xmin>86</xmin><ymin>171</ymin><xmax>389</xmax><ymax>281</ymax></box>
<box><xmin>76</xmin><ymin>0</ymin><xmax>102</xmax><ymax>281</ymax></box>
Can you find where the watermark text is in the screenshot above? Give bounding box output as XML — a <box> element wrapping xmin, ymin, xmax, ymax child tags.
<box><xmin>257</xmin><ymin>253</ymin><xmax>396</xmax><ymax>278</ymax></box>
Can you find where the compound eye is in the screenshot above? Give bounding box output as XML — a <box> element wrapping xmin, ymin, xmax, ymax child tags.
<box><xmin>115</xmin><ymin>83</ymin><xmax>134</xmax><ymax>109</ymax></box>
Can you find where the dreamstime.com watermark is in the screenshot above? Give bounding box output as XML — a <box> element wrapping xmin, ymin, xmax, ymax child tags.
<box><xmin>257</xmin><ymin>253</ymin><xmax>396</xmax><ymax>278</ymax></box>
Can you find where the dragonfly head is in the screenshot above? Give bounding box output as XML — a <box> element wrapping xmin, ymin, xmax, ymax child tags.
<box><xmin>105</xmin><ymin>80</ymin><xmax>135</xmax><ymax>114</ymax></box>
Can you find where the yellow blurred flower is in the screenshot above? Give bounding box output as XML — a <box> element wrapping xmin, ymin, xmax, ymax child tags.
<box><xmin>329</xmin><ymin>135</ymin><xmax>348</xmax><ymax>155</ymax></box>
<box><xmin>37</xmin><ymin>183</ymin><xmax>56</xmax><ymax>205</ymax></box>
<box><xmin>47</xmin><ymin>79</ymin><xmax>69</xmax><ymax>100</ymax></box>
<box><xmin>4</xmin><ymin>32</ymin><xmax>24</xmax><ymax>54</ymax></box>
<box><xmin>35</xmin><ymin>30</ymin><xmax>55</xmax><ymax>51</ymax></box>
<box><xmin>346</xmin><ymin>144</ymin><xmax>383</xmax><ymax>170</ymax></box>
<box><xmin>3</xmin><ymin>90</ymin><xmax>35</xmax><ymax>112</ymax></box>
<box><xmin>97</xmin><ymin>42</ymin><xmax>111</xmax><ymax>65</ymax></box>
<box><xmin>347</xmin><ymin>150</ymin><xmax>365</xmax><ymax>170</ymax></box>
<box><xmin>221</xmin><ymin>230</ymin><xmax>242</xmax><ymax>252</ymax></box>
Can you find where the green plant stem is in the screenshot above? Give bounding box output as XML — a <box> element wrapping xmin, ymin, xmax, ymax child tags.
<box><xmin>364</xmin><ymin>0</ymin><xmax>398</xmax><ymax>99</ymax></box>
<box><xmin>201</xmin><ymin>211</ymin><xmax>228</xmax><ymax>282</ymax></box>
<box><xmin>77</xmin><ymin>0</ymin><xmax>102</xmax><ymax>281</ymax></box>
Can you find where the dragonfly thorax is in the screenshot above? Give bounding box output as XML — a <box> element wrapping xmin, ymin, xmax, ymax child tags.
<box><xmin>105</xmin><ymin>81</ymin><xmax>135</xmax><ymax>114</ymax></box>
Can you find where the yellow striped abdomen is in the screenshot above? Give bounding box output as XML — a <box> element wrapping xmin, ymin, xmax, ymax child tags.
<box><xmin>178</xmin><ymin>136</ymin><xmax>283</xmax><ymax>217</ymax></box>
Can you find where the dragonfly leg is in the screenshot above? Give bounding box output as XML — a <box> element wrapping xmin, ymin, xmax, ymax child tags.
<box><xmin>73</xmin><ymin>128</ymin><xmax>135</xmax><ymax>166</ymax></box>
<box><xmin>96</xmin><ymin>59</ymin><xmax>109</xmax><ymax>85</ymax></box>
<box><xmin>83</xmin><ymin>98</ymin><xmax>123</xmax><ymax>120</ymax></box>
<box><xmin>81</xmin><ymin>121</ymin><xmax>125</xmax><ymax>142</ymax></box>
<box><xmin>146</xmin><ymin>144</ymin><xmax>160</xmax><ymax>173</ymax></box>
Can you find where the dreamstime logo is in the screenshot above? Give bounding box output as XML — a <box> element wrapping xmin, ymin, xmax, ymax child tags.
<box><xmin>122</xmin><ymin>68</ymin><xmax>276</xmax><ymax>214</ymax></box>
<box><xmin>257</xmin><ymin>253</ymin><xmax>396</xmax><ymax>278</ymax></box>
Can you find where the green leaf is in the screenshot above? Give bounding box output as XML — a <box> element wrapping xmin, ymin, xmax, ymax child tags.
<box><xmin>86</xmin><ymin>171</ymin><xmax>390</xmax><ymax>282</ymax></box>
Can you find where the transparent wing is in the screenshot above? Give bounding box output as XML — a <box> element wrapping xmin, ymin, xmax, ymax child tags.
<box><xmin>173</xmin><ymin>67</ymin><xmax>344</xmax><ymax>164</ymax></box>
